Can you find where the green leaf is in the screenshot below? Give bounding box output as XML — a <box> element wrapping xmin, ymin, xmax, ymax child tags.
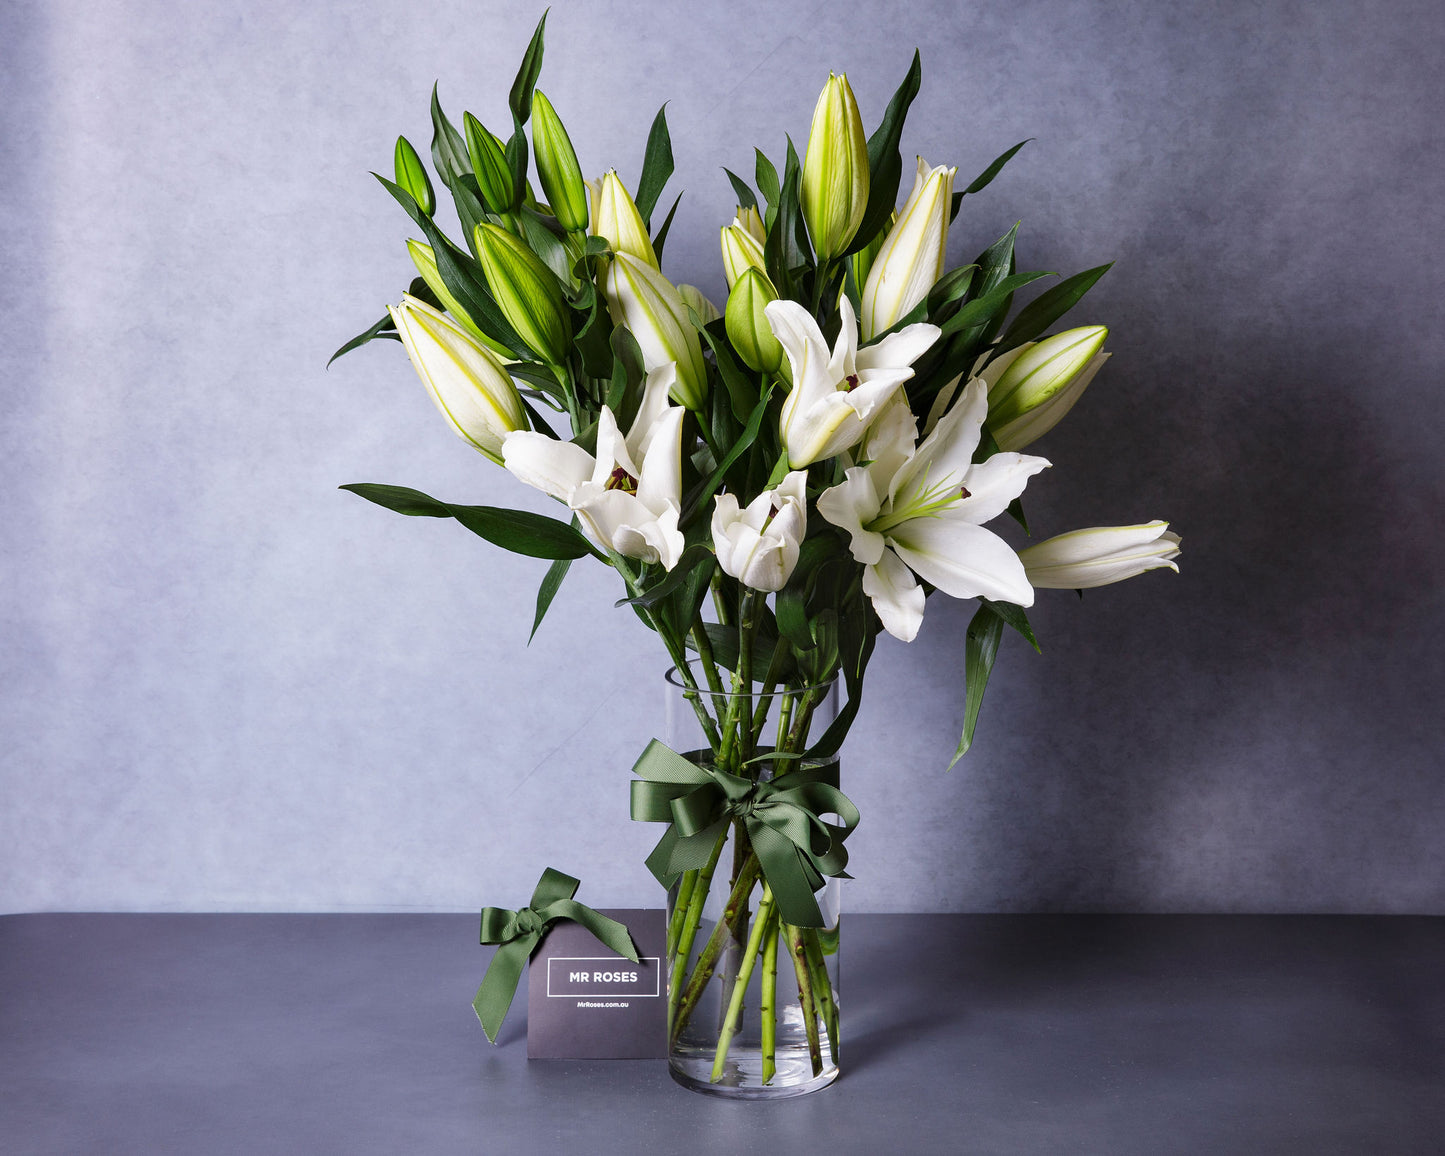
<box><xmin>1006</xmin><ymin>495</ymin><xmax>1029</xmax><ymax>533</ymax></box>
<box><xmin>530</xmin><ymin>554</ymin><xmax>573</xmax><ymax>642</ymax></box>
<box><xmin>755</xmin><ymin>149</ymin><xmax>780</xmax><ymax>206</ymax></box>
<box><xmin>340</xmin><ymin>483</ymin><xmax>597</xmax><ymax>560</ymax></box>
<box><xmin>683</xmin><ymin>382</ymin><xmax>775</xmax><ymax>521</ymax></box>
<box><xmin>328</xmin><ymin>311</ymin><xmax>396</xmax><ymax>367</ymax></box>
<box><xmin>995</xmin><ymin>263</ymin><xmax>1114</xmax><ymax>355</ymax></box>
<box><xmin>429</xmin><ymin>85</ymin><xmax>471</xmax><ymax>186</ymax></box>
<box><xmin>949</xmin><ymin>139</ymin><xmax>1032</xmax><ymax>220</ymax></box>
<box><xmin>696</xmin><ymin>318</ymin><xmax>760</xmax><ymax>422</ymax></box>
<box><xmin>980</xmin><ymin>598</ymin><xmax>1040</xmax><ymax>653</ymax></box>
<box><xmin>846</xmin><ymin>50</ymin><xmax>922</xmax><ymax>257</ymax></box>
<box><xmin>723</xmin><ymin>168</ymin><xmax>757</xmax><ymax>211</ymax></box>
<box><xmin>651</xmin><ymin>192</ymin><xmax>683</xmax><ymax>261</ymax></box>
<box><xmin>517</xmin><ymin>208</ymin><xmax>571</xmax><ymax>283</ymax></box>
<box><xmin>615</xmin><ymin>543</ymin><xmax>715</xmax><ymax>608</ymax></box>
<box><xmin>635</xmin><ymin>104</ymin><xmax>674</xmax><ymax>224</ymax></box>
<box><xmin>508</xmin><ymin>11</ymin><xmax>548</xmax><ymax>124</ymax></box>
<box><xmin>927</xmin><ymin>264</ymin><xmax>977</xmax><ymax>320</ymax></box>
<box><xmin>938</xmin><ymin>270</ymin><xmax>1053</xmax><ymax>340</ymax></box>
<box><xmin>948</xmin><ymin>606</ymin><xmax>1005</xmax><ymax>769</ymax></box>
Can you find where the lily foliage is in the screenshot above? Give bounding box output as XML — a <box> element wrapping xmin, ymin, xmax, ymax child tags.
<box><xmin>336</xmin><ymin>13</ymin><xmax>1178</xmax><ymax>771</ymax></box>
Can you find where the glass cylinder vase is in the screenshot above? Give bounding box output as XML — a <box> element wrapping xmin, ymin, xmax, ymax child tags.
<box><xmin>662</xmin><ymin>666</ymin><xmax>841</xmax><ymax>1098</ymax></box>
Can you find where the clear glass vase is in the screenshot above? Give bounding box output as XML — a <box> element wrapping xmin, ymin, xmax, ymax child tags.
<box><xmin>662</xmin><ymin>667</ymin><xmax>841</xmax><ymax>1098</ymax></box>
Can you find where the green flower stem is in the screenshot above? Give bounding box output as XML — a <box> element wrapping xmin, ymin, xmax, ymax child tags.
<box><xmin>667</xmin><ymin>868</ymin><xmax>698</xmax><ymax>959</ymax></box>
<box><xmin>748</xmin><ymin>680</ymin><xmax>778</xmax><ymax>751</ymax></box>
<box><xmin>760</xmin><ymin>911</ymin><xmax>781</xmax><ymax>1084</ymax></box>
<box><xmin>710</xmin><ymin>884</ymin><xmax>776</xmax><ymax>1082</ymax></box>
<box><xmin>785</xmin><ymin>923</ymin><xmax>824</xmax><ymax>1076</ymax></box>
<box><xmin>691</xmin><ymin>618</ymin><xmax>729</xmax><ymax>723</ymax></box>
<box><xmin>671</xmin><ymin>854</ymin><xmax>762</xmax><ymax>1046</ymax></box>
<box><xmin>717</xmin><ymin>591</ymin><xmax>761</xmax><ymax>772</ymax></box>
<box><xmin>803</xmin><ymin>927</ymin><xmax>839</xmax><ymax>1063</ymax></box>
<box><xmin>669</xmin><ymin>832</ymin><xmax>726</xmax><ymax>1031</ymax></box>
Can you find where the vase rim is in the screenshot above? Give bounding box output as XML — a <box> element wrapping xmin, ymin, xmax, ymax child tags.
<box><xmin>664</xmin><ymin>663</ymin><xmax>838</xmax><ymax>697</ymax></box>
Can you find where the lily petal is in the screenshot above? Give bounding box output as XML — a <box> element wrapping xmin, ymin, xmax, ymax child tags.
<box><xmin>816</xmin><ymin>465</ymin><xmax>887</xmax><ymax>565</ymax></box>
<box><xmin>951</xmin><ymin>451</ymin><xmax>1051</xmax><ymax>525</ymax></box>
<box><xmin>889</xmin><ymin>517</ymin><xmax>1035</xmax><ymax>607</ymax></box>
<box><xmin>502</xmin><ymin>431</ymin><xmax>594</xmax><ymax>502</ymax></box>
<box><xmin>862</xmin><ymin>549</ymin><xmax>926</xmax><ymax>642</ymax></box>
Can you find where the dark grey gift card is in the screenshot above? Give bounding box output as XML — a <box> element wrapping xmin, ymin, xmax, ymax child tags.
<box><xmin>527</xmin><ymin>908</ymin><xmax>666</xmax><ymax>1059</ymax></box>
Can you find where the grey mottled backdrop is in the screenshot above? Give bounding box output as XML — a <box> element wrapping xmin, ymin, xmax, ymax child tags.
<box><xmin>2</xmin><ymin>0</ymin><xmax>1441</xmax><ymax>914</ymax></box>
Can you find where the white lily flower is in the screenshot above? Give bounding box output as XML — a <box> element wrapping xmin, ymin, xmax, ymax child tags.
<box><xmin>502</xmin><ymin>364</ymin><xmax>686</xmax><ymax>569</ymax></box>
<box><xmin>765</xmin><ymin>295</ymin><xmax>940</xmax><ymax>468</ymax></box>
<box><xmin>711</xmin><ymin>471</ymin><xmax>809</xmax><ymax>593</ymax></box>
<box><xmin>817</xmin><ymin>379</ymin><xmax>1050</xmax><ymax>641</ymax></box>
<box><xmin>604</xmin><ymin>251</ymin><xmax>710</xmax><ymax>411</ymax></box>
<box><xmin>1018</xmin><ymin>522</ymin><xmax>1181</xmax><ymax>589</ymax></box>
<box><xmin>388</xmin><ymin>293</ymin><xmax>527</xmax><ymax>464</ymax></box>
<box><xmin>860</xmin><ymin>157</ymin><xmax>956</xmax><ymax>340</ymax></box>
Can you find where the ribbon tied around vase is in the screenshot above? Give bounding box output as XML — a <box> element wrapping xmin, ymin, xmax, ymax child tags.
<box><xmin>473</xmin><ymin>866</ymin><xmax>640</xmax><ymax>1043</ymax></box>
<box><xmin>629</xmin><ymin>739</ymin><xmax>859</xmax><ymax>928</ymax></box>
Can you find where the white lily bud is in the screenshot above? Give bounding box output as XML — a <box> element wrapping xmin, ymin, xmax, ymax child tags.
<box><xmin>860</xmin><ymin>158</ymin><xmax>956</xmax><ymax>340</ymax></box>
<box><xmin>736</xmin><ymin>204</ymin><xmax>766</xmax><ymax>245</ymax></box>
<box><xmin>604</xmin><ymin>251</ymin><xmax>709</xmax><ymax>410</ymax></box>
<box><xmin>720</xmin><ymin>219</ymin><xmax>768</xmax><ymax>289</ymax></box>
<box><xmin>983</xmin><ymin>326</ymin><xmax>1109</xmax><ymax>438</ymax></box>
<box><xmin>712</xmin><ymin>471</ymin><xmax>809</xmax><ymax>592</ymax></box>
<box><xmin>592</xmin><ymin>170</ymin><xmax>658</xmax><ymax>269</ymax></box>
<box><xmin>1018</xmin><ymin>521</ymin><xmax>1181</xmax><ymax>589</ymax></box>
<box><xmin>388</xmin><ymin>294</ymin><xmax>527</xmax><ymax>463</ymax></box>
<box><xmin>801</xmin><ymin>72</ymin><xmax>870</xmax><ymax>260</ymax></box>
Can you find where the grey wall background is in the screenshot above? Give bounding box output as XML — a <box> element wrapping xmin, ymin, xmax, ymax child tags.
<box><xmin>2</xmin><ymin>0</ymin><xmax>1441</xmax><ymax>915</ymax></box>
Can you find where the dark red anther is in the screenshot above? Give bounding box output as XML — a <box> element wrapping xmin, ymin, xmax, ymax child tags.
<box><xmin>843</xmin><ymin>373</ymin><xmax>861</xmax><ymax>392</ymax></box>
<box><xmin>959</xmin><ymin>485</ymin><xmax>971</xmax><ymax>499</ymax></box>
<box><xmin>605</xmin><ymin>466</ymin><xmax>638</xmax><ymax>494</ymax></box>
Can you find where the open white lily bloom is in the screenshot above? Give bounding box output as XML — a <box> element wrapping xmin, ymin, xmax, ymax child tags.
<box><xmin>1018</xmin><ymin>521</ymin><xmax>1181</xmax><ymax>589</ymax></box>
<box><xmin>860</xmin><ymin>157</ymin><xmax>956</xmax><ymax>341</ymax></box>
<box><xmin>502</xmin><ymin>364</ymin><xmax>686</xmax><ymax>569</ymax></box>
<box><xmin>817</xmin><ymin>379</ymin><xmax>1050</xmax><ymax>641</ymax></box>
<box><xmin>766</xmin><ymin>295</ymin><xmax>940</xmax><ymax>468</ymax></box>
<box><xmin>712</xmin><ymin>471</ymin><xmax>809</xmax><ymax>593</ymax></box>
<box><xmin>388</xmin><ymin>294</ymin><xmax>527</xmax><ymax>464</ymax></box>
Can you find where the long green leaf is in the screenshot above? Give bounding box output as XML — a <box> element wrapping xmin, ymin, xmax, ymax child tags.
<box><xmin>615</xmin><ymin>543</ymin><xmax>715</xmax><ymax>608</ymax></box>
<box><xmin>329</xmin><ymin>312</ymin><xmax>396</xmax><ymax>366</ymax></box>
<box><xmin>341</xmin><ymin>483</ymin><xmax>597</xmax><ymax>560</ymax></box>
<box><xmin>980</xmin><ymin>598</ymin><xmax>1041</xmax><ymax>653</ymax></box>
<box><xmin>938</xmin><ymin>270</ymin><xmax>1053</xmax><ymax>340</ymax></box>
<box><xmin>723</xmin><ymin>168</ymin><xmax>756</xmax><ymax>212</ymax></box>
<box><xmin>530</xmin><ymin>555</ymin><xmax>573</xmax><ymax>642</ymax></box>
<box><xmin>635</xmin><ymin>104</ymin><xmax>674</xmax><ymax>224</ymax></box>
<box><xmin>995</xmin><ymin>263</ymin><xmax>1114</xmax><ymax>354</ymax></box>
<box><xmin>429</xmin><ymin>85</ymin><xmax>471</xmax><ymax>185</ymax></box>
<box><xmin>507</xmin><ymin>11</ymin><xmax>548</xmax><ymax>124</ymax></box>
<box><xmin>755</xmin><ymin>149</ymin><xmax>780</xmax><ymax>207</ymax></box>
<box><xmin>651</xmin><ymin>192</ymin><xmax>683</xmax><ymax>261</ymax></box>
<box><xmin>846</xmin><ymin>50</ymin><xmax>922</xmax><ymax>256</ymax></box>
<box><xmin>948</xmin><ymin>606</ymin><xmax>1005</xmax><ymax>769</ymax></box>
<box><xmin>950</xmin><ymin>139</ymin><xmax>1032</xmax><ymax>219</ymax></box>
<box><xmin>683</xmin><ymin>383</ymin><xmax>774</xmax><ymax>522</ymax></box>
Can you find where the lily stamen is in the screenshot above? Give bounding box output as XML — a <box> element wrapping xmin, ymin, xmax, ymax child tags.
<box><xmin>605</xmin><ymin>466</ymin><xmax>638</xmax><ymax>494</ymax></box>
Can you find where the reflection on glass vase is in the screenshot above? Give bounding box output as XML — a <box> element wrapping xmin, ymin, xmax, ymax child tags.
<box><xmin>662</xmin><ymin>667</ymin><xmax>841</xmax><ymax>1098</ymax></box>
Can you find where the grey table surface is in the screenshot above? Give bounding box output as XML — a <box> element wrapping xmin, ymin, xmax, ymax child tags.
<box><xmin>2</xmin><ymin>914</ymin><xmax>1442</xmax><ymax>1155</ymax></box>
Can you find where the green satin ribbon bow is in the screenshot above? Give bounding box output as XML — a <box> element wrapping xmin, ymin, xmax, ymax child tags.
<box><xmin>629</xmin><ymin>739</ymin><xmax>859</xmax><ymax>929</ymax></box>
<box><xmin>473</xmin><ymin>866</ymin><xmax>640</xmax><ymax>1044</ymax></box>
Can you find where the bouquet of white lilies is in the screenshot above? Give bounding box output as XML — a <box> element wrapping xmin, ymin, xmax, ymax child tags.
<box><xmin>337</xmin><ymin>14</ymin><xmax>1179</xmax><ymax>1093</ymax></box>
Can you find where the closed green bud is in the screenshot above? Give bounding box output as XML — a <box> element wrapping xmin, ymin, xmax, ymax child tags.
<box><xmin>464</xmin><ymin>113</ymin><xmax>515</xmax><ymax>214</ymax></box>
<box><xmin>725</xmin><ymin>267</ymin><xmax>783</xmax><ymax>374</ymax></box>
<box><xmin>984</xmin><ymin>326</ymin><xmax>1110</xmax><ymax>432</ymax></box>
<box><xmin>801</xmin><ymin>72</ymin><xmax>869</xmax><ymax>260</ymax></box>
<box><xmin>405</xmin><ymin>239</ymin><xmax>513</xmax><ymax>358</ymax></box>
<box><xmin>393</xmin><ymin>136</ymin><xmax>435</xmax><ymax>216</ymax></box>
<box><xmin>530</xmin><ymin>91</ymin><xmax>588</xmax><ymax>232</ymax></box>
<box><xmin>473</xmin><ymin>222</ymin><xmax>571</xmax><ymax>365</ymax></box>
